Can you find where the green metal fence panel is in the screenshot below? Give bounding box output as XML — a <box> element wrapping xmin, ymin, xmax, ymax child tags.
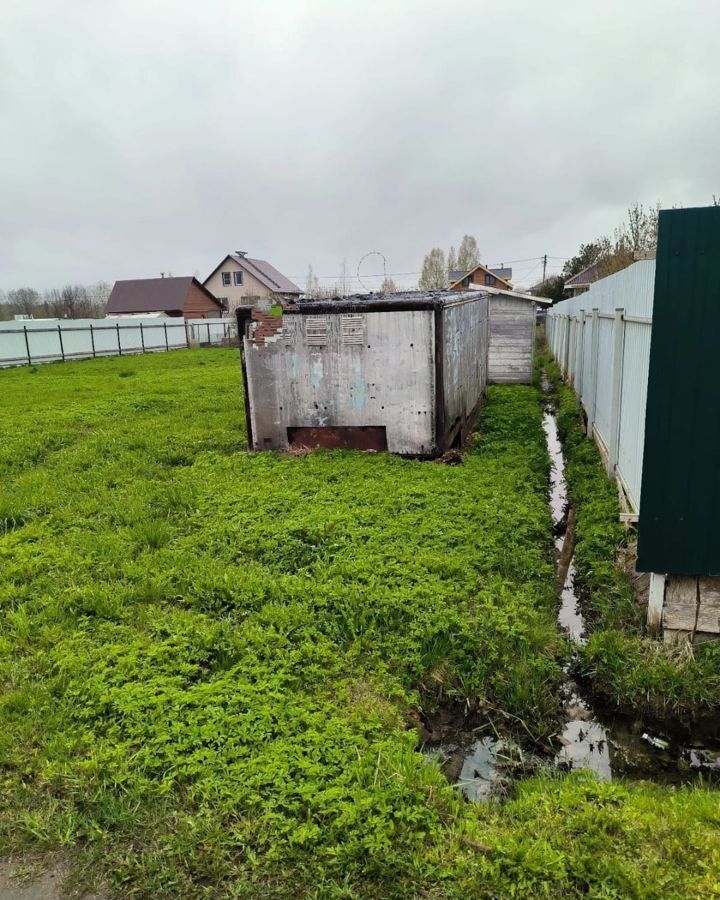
<box><xmin>637</xmin><ymin>206</ymin><xmax>720</xmax><ymax>575</ymax></box>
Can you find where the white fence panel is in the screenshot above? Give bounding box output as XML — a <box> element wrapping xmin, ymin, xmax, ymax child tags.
<box><xmin>593</xmin><ymin>316</ymin><xmax>614</xmax><ymax>446</ymax></box>
<box><xmin>0</xmin><ymin>316</ymin><xmax>235</xmax><ymax>368</ymax></box>
<box><xmin>617</xmin><ymin>321</ymin><xmax>652</xmax><ymax>510</ymax></box>
<box><xmin>581</xmin><ymin>316</ymin><xmax>593</xmax><ymax>407</ymax></box>
<box><xmin>546</xmin><ymin>260</ymin><xmax>656</xmax><ymax>515</ymax></box>
<box><xmin>187</xmin><ymin>318</ymin><xmax>236</xmax><ymax>345</ymax></box>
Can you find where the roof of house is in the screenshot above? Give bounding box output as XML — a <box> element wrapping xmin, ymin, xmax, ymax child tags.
<box><xmin>448</xmin><ymin>263</ymin><xmax>513</xmax><ymax>290</ymax></box>
<box><xmin>448</xmin><ymin>267</ymin><xmax>513</xmax><ymax>283</ymax></box>
<box><xmin>564</xmin><ymin>260</ymin><xmax>603</xmax><ymax>288</ymax></box>
<box><xmin>204</xmin><ymin>254</ymin><xmax>301</xmax><ymax>294</ymax></box>
<box><xmin>106</xmin><ymin>277</ymin><xmax>222</xmax><ymax>315</ymax></box>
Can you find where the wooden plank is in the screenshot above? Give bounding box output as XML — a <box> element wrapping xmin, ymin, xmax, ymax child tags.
<box><xmin>697</xmin><ymin>577</ymin><xmax>720</xmax><ymax>634</ymax></box>
<box><xmin>663</xmin><ymin>576</ymin><xmax>698</xmax><ymax>631</ymax></box>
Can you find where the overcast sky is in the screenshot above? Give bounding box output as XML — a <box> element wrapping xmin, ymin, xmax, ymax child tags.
<box><xmin>2</xmin><ymin>0</ymin><xmax>719</xmax><ymax>293</ymax></box>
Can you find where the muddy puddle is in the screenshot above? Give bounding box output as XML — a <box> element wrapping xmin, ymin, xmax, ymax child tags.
<box><xmin>425</xmin><ymin>386</ymin><xmax>720</xmax><ymax>801</ymax></box>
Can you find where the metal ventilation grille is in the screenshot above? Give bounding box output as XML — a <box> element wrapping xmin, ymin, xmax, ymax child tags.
<box><xmin>305</xmin><ymin>316</ymin><xmax>329</xmax><ymax>346</ymax></box>
<box><xmin>341</xmin><ymin>314</ymin><xmax>365</xmax><ymax>345</ymax></box>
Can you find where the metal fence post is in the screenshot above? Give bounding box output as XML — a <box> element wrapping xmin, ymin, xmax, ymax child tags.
<box><xmin>184</xmin><ymin>320</ymin><xmax>189</xmax><ymax>348</ymax></box>
<box><xmin>606</xmin><ymin>308</ymin><xmax>626</xmax><ymax>476</ymax></box>
<box><xmin>57</xmin><ymin>324</ymin><xmax>65</xmax><ymax>362</ymax></box>
<box><xmin>116</xmin><ymin>323</ymin><xmax>122</xmax><ymax>356</ymax></box>
<box><xmin>90</xmin><ymin>323</ymin><xmax>96</xmax><ymax>358</ymax></box>
<box><xmin>140</xmin><ymin>322</ymin><xmax>145</xmax><ymax>353</ymax></box>
<box><xmin>23</xmin><ymin>326</ymin><xmax>32</xmax><ymax>365</ymax></box>
<box><xmin>164</xmin><ymin>322</ymin><xmax>169</xmax><ymax>351</ymax></box>
<box><xmin>207</xmin><ymin>322</ymin><xmax>211</xmax><ymax>345</ymax></box>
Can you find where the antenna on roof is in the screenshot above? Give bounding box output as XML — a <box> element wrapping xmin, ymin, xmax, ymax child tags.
<box><xmin>236</xmin><ymin>250</ymin><xmax>247</xmax><ymax>257</ymax></box>
<box><xmin>160</xmin><ymin>272</ymin><xmax>165</xmax><ymax>278</ymax></box>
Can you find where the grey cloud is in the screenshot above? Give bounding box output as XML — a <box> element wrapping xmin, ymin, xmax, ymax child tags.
<box><xmin>1</xmin><ymin>0</ymin><xmax>719</xmax><ymax>291</ymax></box>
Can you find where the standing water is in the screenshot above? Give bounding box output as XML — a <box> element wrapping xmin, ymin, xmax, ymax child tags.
<box><xmin>542</xmin><ymin>387</ymin><xmax>720</xmax><ymax>784</ymax></box>
<box><xmin>427</xmin><ymin>385</ymin><xmax>720</xmax><ymax>801</ymax></box>
<box><xmin>543</xmin><ymin>405</ymin><xmax>613</xmax><ymax>776</ymax></box>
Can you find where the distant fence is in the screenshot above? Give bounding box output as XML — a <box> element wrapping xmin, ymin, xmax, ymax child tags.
<box><xmin>546</xmin><ymin>260</ymin><xmax>655</xmax><ymax>517</ymax></box>
<box><xmin>0</xmin><ymin>317</ymin><xmax>237</xmax><ymax>368</ymax></box>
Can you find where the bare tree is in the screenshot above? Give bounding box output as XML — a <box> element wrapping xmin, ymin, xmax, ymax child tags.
<box><xmin>418</xmin><ymin>248</ymin><xmax>447</xmax><ymax>290</ymax></box>
<box><xmin>89</xmin><ymin>280</ymin><xmax>112</xmax><ymax>313</ymax></box>
<box><xmin>380</xmin><ymin>277</ymin><xmax>398</xmax><ymax>293</ymax></box>
<box><xmin>338</xmin><ymin>258</ymin><xmax>352</xmax><ymax>295</ymax></box>
<box><xmin>305</xmin><ymin>264</ymin><xmax>320</xmax><ymax>296</ymax></box>
<box><xmin>446</xmin><ymin>245</ymin><xmax>457</xmax><ymax>277</ymax></box>
<box><xmin>456</xmin><ymin>235</ymin><xmax>480</xmax><ymax>273</ymax></box>
<box><xmin>8</xmin><ymin>287</ymin><xmax>41</xmax><ymax>316</ymax></box>
<box><xmin>622</xmin><ymin>202</ymin><xmax>658</xmax><ymax>252</ymax></box>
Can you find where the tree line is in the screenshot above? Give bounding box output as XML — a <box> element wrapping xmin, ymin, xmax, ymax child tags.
<box><xmin>0</xmin><ymin>282</ymin><xmax>112</xmax><ymax>321</ymax></box>
<box><xmin>418</xmin><ymin>235</ymin><xmax>480</xmax><ymax>291</ymax></box>
<box><xmin>537</xmin><ymin>196</ymin><xmax>720</xmax><ymax>303</ymax></box>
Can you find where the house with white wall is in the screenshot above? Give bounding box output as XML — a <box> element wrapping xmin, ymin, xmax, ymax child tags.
<box><xmin>203</xmin><ymin>252</ymin><xmax>301</xmax><ymax>313</ymax></box>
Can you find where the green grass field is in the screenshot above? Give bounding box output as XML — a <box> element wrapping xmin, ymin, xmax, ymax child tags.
<box><xmin>1</xmin><ymin>349</ymin><xmax>718</xmax><ymax>898</ymax></box>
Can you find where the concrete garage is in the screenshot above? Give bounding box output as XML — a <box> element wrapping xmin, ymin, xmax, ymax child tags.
<box><xmin>237</xmin><ymin>291</ymin><xmax>491</xmax><ymax>456</ymax></box>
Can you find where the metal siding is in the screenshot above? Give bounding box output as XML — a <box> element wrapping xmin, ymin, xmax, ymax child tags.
<box><xmin>637</xmin><ymin>207</ymin><xmax>720</xmax><ymax>574</ymax></box>
<box><xmin>581</xmin><ymin>315</ymin><xmax>593</xmax><ymax>409</ymax></box>
<box><xmin>546</xmin><ymin>261</ymin><xmax>656</xmax><ymax>514</ymax></box>
<box><xmin>617</xmin><ymin>321</ymin><xmax>651</xmax><ymax>511</ymax></box>
<box><xmin>442</xmin><ymin>295</ymin><xmax>489</xmax><ymax>426</ymax></box>
<box><xmin>593</xmin><ymin>317</ymin><xmax>614</xmax><ymax>442</ymax></box>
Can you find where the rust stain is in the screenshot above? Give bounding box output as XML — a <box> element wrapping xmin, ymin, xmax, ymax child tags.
<box><xmin>287</xmin><ymin>426</ymin><xmax>388</xmax><ymax>451</ymax></box>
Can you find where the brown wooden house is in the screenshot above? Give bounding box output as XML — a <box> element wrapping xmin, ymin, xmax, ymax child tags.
<box><xmin>449</xmin><ymin>264</ymin><xmax>513</xmax><ymax>292</ymax></box>
<box><xmin>106</xmin><ymin>277</ymin><xmax>223</xmax><ymax>319</ymax></box>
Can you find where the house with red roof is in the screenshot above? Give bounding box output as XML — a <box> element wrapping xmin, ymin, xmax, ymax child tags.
<box><xmin>106</xmin><ymin>276</ymin><xmax>223</xmax><ymax>319</ymax></box>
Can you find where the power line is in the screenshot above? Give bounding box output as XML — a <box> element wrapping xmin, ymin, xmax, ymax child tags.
<box><xmin>290</xmin><ymin>254</ymin><xmax>573</xmax><ymax>282</ymax></box>
<box><xmin>288</xmin><ymin>270</ymin><xmax>421</xmax><ymax>281</ymax></box>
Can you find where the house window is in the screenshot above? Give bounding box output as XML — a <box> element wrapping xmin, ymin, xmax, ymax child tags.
<box><xmin>222</xmin><ymin>272</ymin><xmax>231</xmax><ymax>286</ymax></box>
<box><xmin>233</xmin><ymin>271</ymin><xmax>243</xmax><ymax>286</ymax></box>
<box><xmin>484</xmin><ymin>274</ymin><xmax>496</xmax><ymax>286</ymax></box>
<box><xmin>462</xmin><ymin>276</ymin><xmax>470</xmax><ymax>287</ymax></box>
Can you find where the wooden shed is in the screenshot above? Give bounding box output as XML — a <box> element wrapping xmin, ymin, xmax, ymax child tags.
<box><xmin>237</xmin><ymin>291</ymin><xmax>491</xmax><ymax>456</ymax></box>
<box><xmin>487</xmin><ymin>291</ymin><xmax>546</xmax><ymax>384</ymax></box>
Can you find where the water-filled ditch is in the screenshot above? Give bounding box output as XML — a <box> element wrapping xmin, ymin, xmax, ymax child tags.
<box><xmin>425</xmin><ymin>387</ymin><xmax>720</xmax><ymax>800</ymax></box>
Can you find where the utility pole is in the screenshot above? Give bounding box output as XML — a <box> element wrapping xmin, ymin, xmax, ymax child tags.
<box><xmin>542</xmin><ymin>254</ymin><xmax>547</xmax><ymax>284</ymax></box>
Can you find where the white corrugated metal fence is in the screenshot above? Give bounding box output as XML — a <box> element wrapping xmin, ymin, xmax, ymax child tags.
<box><xmin>546</xmin><ymin>260</ymin><xmax>655</xmax><ymax>514</ymax></box>
<box><xmin>0</xmin><ymin>317</ymin><xmax>236</xmax><ymax>368</ymax></box>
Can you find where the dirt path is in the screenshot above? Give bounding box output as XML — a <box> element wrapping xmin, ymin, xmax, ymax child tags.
<box><xmin>0</xmin><ymin>859</ymin><xmax>102</xmax><ymax>900</ymax></box>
